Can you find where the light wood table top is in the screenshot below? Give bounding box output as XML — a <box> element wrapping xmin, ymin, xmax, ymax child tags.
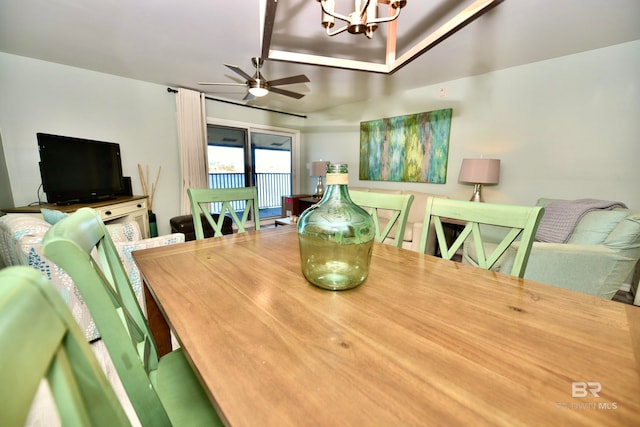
<box><xmin>133</xmin><ymin>227</ymin><xmax>640</xmax><ymax>426</ymax></box>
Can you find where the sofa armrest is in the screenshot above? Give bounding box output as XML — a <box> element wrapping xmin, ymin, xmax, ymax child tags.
<box><xmin>524</xmin><ymin>243</ymin><xmax>635</xmax><ymax>299</ymax></box>
<box><xmin>106</xmin><ymin>221</ymin><xmax>142</xmax><ymax>243</ymax></box>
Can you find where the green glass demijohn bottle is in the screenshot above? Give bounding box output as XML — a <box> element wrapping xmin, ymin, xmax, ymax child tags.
<box><xmin>297</xmin><ymin>163</ymin><xmax>375</xmax><ymax>290</ymax></box>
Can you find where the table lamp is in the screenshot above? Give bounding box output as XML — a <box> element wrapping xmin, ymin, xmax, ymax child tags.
<box><xmin>311</xmin><ymin>160</ymin><xmax>330</xmax><ymax>198</ymax></box>
<box><xmin>458</xmin><ymin>158</ymin><xmax>500</xmax><ymax>202</ymax></box>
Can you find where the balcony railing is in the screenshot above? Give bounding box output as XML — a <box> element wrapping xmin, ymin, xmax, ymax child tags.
<box><xmin>208</xmin><ymin>172</ymin><xmax>291</xmax><ymax>217</ymax></box>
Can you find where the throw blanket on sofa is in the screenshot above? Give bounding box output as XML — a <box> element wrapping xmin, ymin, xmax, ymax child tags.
<box><xmin>535</xmin><ymin>198</ymin><xmax>627</xmax><ymax>243</ymax></box>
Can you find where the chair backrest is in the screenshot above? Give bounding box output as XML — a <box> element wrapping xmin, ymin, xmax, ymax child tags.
<box><xmin>0</xmin><ymin>266</ymin><xmax>131</xmax><ymax>427</ymax></box>
<box><xmin>349</xmin><ymin>190</ymin><xmax>415</xmax><ymax>247</ymax></box>
<box><xmin>42</xmin><ymin>207</ymin><xmax>173</xmax><ymax>426</ymax></box>
<box><xmin>419</xmin><ymin>197</ymin><xmax>544</xmax><ymax>278</ymax></box>
<box><xmin>187</xmin><ymin>187</ymin><xmax>261</xmax><ymax>240</ymax></box>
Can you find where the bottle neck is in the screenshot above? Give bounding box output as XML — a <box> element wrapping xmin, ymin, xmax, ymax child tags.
<box><xmin>321</xmin><ymin>172</ymin><xmax>352</xmax><ymax>203</ymax></box>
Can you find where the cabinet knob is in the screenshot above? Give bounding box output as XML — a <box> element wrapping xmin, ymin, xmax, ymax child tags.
<box><xmin>105</xmin><ymin>211</ymin><xmax>112</xmax><ymax>216</ymax></box>
<box><xmin>137</xmin><ymin>204</ymin><xmax>142</xmax><ymax>208</ymax></box>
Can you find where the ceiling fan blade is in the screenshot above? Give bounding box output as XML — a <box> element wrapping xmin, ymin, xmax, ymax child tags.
<box><xmin>224</xmin><ymin>64</ymin><xmax>254</xmax><ymax>82</ymax></box>
<box><xmin>268</xmin><ymin>74</ymin><xmax>310</xmax><ymax>87</ymax></box>
<box><xmin>198</xmin><ymin>82</ymin><xmax>246</xmax><ymax>86</ymax></box>
<box><xmin>268</xmin><ymin>87</ymin><xmax>305</xmax><ymax>99</ymax></box>
<box><xmin>243</xmin><ymin>92</ymin><xmax>256</xmax><ymax>101</ymax></box>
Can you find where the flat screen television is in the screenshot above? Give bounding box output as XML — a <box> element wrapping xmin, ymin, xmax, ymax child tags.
<box><xmin>37</xmin><ymin>133</ymin><xmax>125</xmax><ymax>205</ymax></box>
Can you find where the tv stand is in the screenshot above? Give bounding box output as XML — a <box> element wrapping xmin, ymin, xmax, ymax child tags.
<box><xmin>3</xmin><ymin>196</ymin><xmax>150</xmax><ymax>238</ymax></box>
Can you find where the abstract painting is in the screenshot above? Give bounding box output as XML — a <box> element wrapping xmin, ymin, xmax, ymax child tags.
<box><xmin>359</xmin><ymin>108</ymin><xmax>452</xmax><ymax>183</ymax></box>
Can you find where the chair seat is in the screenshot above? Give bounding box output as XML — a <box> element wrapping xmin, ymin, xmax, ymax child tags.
<box><xmin>155</xmin><ymin>349</ymin><xmax>224</xmax><ymax>426</ymax></box>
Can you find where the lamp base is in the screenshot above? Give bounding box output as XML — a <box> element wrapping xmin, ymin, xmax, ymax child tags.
<box><xmin>314</xmin><ymin>176</ymin><xmax>325</xmax><ymax>198</ymax></box>
<box><xmin>469</xmin><ymin>183</ymin><xmax>484</xmax><ymax>202</ymax></box>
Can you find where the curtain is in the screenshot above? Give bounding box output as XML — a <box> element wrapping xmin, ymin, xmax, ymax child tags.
<box><xmin>176</xmin><ymin>88</ymin><xmax>208</xmax><ymax>214</ymax></box>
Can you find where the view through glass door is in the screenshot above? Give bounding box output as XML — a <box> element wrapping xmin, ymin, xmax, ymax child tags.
<box><xmin>206</xmin><ymin>124</ymin><xmax>294</xmax><ymax>219</ymax></box>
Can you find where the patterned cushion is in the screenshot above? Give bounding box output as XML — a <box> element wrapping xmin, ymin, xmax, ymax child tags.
<box><xmin>41</xmin><ymin>208</ymin><xmax>69</xmax><ymax>225</ymax></box>
<box><xmin>114</xmin><ymin>233</ymin><xmax>185</xmax><ymax>305</ymax></box>
<box><xmin>0</xmin><ymin>215</ymin><xmax>51</xmax><ymax>267</ymax></box>
<box><xmin>0</xmin><ymin>213</ymin><xmax>185</xmax><ymax>342</ymax></box>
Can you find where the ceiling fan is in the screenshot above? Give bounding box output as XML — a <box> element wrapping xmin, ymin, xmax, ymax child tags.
<box><xmin>199</xmin><ymin>57</ymin><xmax>310</xmax><ymax>100</ymax></box>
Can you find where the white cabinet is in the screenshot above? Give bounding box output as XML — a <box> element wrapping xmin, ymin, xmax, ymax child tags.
<box><xmin>2</xmin><ymin>196</ymin><xmax>150</xmax><ymax>238</ymax></box>
<box><xmin>93</xmin><ymin>197</ymin><xmax>150</xmax><ymax>238</ymax></box>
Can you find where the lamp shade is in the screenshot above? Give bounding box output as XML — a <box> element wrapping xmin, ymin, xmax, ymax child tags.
<box><xmin>458</xmin><ymin>159</ymin><xmax>500</xmax><ymax>184</ymax></box>
<box><xmin>311</xmin><ymin>161</ymin><xmax>330</xmax><ymax>177</ymax></box>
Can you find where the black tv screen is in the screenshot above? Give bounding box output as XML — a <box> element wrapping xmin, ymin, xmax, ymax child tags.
<box><xmin>37</xmin><ymin>133</ymin><xmax>125</xmax><ymax>204</ymax></box>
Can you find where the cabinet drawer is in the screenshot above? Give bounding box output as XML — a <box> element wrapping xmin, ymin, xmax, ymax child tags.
<box><xmin>95</xmin><ymin>199</ymin><xmax>147</xmax><ymax>220</ymax></box>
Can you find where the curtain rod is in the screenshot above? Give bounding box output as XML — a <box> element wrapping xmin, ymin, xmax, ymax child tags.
<box><xmin>167</xmin><ymin>88</ymin><xmax>307</xmax><ymax>119</ymax></box>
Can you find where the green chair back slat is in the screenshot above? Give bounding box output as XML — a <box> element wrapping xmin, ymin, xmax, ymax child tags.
<box><xmin>42</xmin><ymin>207</ymin><xmax>224</xmax><ymax>427</ymax></box>
<box><xmin>0</xmin><ymin>266</ymin><xmax>131</xmax><ymax>427</ymax></box>
<box><xmin>349</xmin><ymin>190</ymin><xmax>414</xmax><ymax>248</ymax></box>
<box><xmin>419</xmin><ymin>197</ymin><xmax>544</xmax><ymax>278</ymax></box>
<box><xmin>188</xmin><ymin>187</ymin><xmax>261</xmax><ymax>239</ymax></box>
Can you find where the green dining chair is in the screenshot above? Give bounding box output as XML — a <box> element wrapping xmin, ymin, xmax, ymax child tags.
<box><xmin>188</xmin><ymin>187</ymin><xmax>261</xmax><ymax>239</ymax></box>
<box><xmin>42</xmin><ymin>208</ymin><xmax>223</xmax><ymax>427</ymax></box>
<box><xmin>0</xmin><ymin>266</ymin><xmax>132</xmax><ymax>427</ymax></box>
<box><xmin>349</xmin><ymin>190</ymin><xmax>415</xmax><ymax>248</ymax></box>
<box><xmin>419</xmin><ymin>197</ymin><xmax>544</xmax><ymax>278</ymax></box>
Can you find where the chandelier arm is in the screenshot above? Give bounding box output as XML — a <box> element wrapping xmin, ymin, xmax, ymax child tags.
<box><xmin>319</xmin><ymin>1</ymin><xmax>351</xmax><ymax>23</ymax></box>
<box><xmin>366</xmin><ymin>7</ymin><xmax>401</xmax><ymax>25</ymax></box>
<box><xmin>359</xmin><ymin>0</ymin><xmax>372</xmax><ymax>19</ymax></box>
<box><xmin>326</xmin><ymin>25</ymin><xmax>350</xmax><ymax>36</ymax></box>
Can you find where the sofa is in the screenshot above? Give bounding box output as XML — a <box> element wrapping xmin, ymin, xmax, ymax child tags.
<box><xmin>0</xmin><ymin>211</ymin><xmax>185</xmax><ymax>342</ymax></box>
<box><xmin>462</xmin><ymin>198</ymin><xmax>640</xmax><ymax>302</ymax></box>
<box><xmin>350</xmin><ymin>187</ymin><xmax>447</xmax><ymax>255</ymax></box>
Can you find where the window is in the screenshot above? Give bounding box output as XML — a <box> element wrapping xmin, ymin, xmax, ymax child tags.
<box><xmin>206</xmin><ymin>121</ymin><xmax>300</xmax><ymax>220</ymax></box>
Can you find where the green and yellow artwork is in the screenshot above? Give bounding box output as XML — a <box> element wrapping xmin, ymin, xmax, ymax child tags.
<box><xmin>359</xmin><ymin>108</ymin><xmax>452</xmax><ymax>183</ymax></box>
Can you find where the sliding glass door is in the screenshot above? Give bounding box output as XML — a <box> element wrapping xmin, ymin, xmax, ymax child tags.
<box><xmin>206</xmin><ymin>121</ymin><xmax>299</xmax><ymax>219</ymax></box>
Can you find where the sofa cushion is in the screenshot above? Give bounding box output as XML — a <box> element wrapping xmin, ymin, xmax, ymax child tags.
<box><xmin>0</xmin><ymin>215</ymin><xmax>51</xmax><ymax>267</ymax></box>
<box><xmin>463</xmin><ymin>239</ymin><xmax>517</xmax><ymax>273</ymax></box>
<box><xmin>348</xmin><ymin>186</ymin><xmax>445</xmax><ymax>254</ymax></box>
<box><xmin>568</xmin><ymin>210</ymin><xmax>628</xmax><ymax>245</ymax></box>
<box><xmin>107</xmin><ymin>220</ymin><xmax>142</xmax><ymax>242</ymax></box>
<box><xmin>0</xmin><ymin>213</ymin><xmax>185</xmax><ymax>342</ymax></box>
<box><xmin>41</xmin><ymin>208</ymin><xmax>69</xmax><ymax>225</ymax></box>
<box><xmin>604</xmin><ymin>214</ymin><xmax>640</xmax><ymax>249</ymax></box>
<box><xmin>406</xmin><ymin>191</ymin><xmax>429</xmax><ymax>224</ymax></box>
<box><xmin>378</xmin><ymin>217</ymin><xmax>413</xmax><ymax>242</ymax></box>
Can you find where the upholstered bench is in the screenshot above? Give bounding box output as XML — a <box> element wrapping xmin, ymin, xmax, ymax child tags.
<box><xmin>170</xmin><ymin>214</ymin><xmax>233</xmax><ymax>241</ymax></box>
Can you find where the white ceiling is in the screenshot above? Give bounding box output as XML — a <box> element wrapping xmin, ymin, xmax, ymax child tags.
<box><xmin>1</xmin><ymin>0</ymin><xmax>639</xmax><ymax>115</ymax></box>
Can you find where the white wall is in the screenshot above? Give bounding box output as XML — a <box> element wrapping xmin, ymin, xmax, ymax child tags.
<box><xmin>2</xmin><ymin>39</ymin><xmax>639</xmax><ymax>238</ymax></box>
<box><xmin>300</xmin><ymin>40</ymin><xmax>640</xmax><ymax>209</ymax></box>
<box><xmin>0</xmin><ymin>53</ymin><xmax>180</xmax><ymax>234</ymax></box>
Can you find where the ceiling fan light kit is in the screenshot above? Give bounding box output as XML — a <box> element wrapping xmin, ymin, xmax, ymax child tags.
<box><xmin>199</xmin><ymin>56</ymin><xmax>309</xmax><ymax>100</ymax></box>
<box><xmin>248</xmin><ymin>82</ymin><xmax>269</xmax><ymax>97</ymax></box>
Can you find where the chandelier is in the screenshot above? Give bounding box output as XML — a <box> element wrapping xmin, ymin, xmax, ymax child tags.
<box><xmin>263</xmin><ymin>0</ymin><xmax>503</xmax><ymax>73</ymax></box>
<box><xmin>318</xmin><ymin>0</ymin><xmax>408</xmax><ymax>39</ymax></box>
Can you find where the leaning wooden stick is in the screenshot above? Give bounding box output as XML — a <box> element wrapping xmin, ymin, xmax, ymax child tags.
<box><xmin>149</xmin><ymin>166</ymin><xmax>161</xmax><ymax>211</ymax></box>
<box><xmin>137</xmin><ymin>164</ymin><xmax>148</xmax><ymax>197</ymax></box>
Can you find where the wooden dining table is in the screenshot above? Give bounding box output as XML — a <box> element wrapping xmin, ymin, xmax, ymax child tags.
<box><xmin>133</xmin><ymin>226</ymin><xmax>640</xmax><ymax>426</ymax></box>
